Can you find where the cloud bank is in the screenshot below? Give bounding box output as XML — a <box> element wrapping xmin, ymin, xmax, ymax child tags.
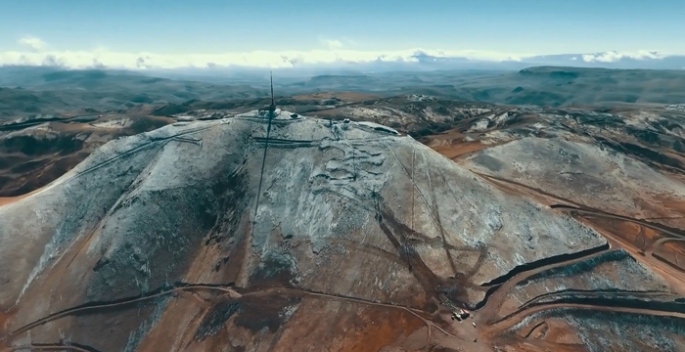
<box><xmin>581</xmin><ymin>50</ymin><xmax>666</xmax><ymax>63</ymax></box>
<box><xmin>0</xmin><ymin>37</ymin><xmax>681</xmax><ymax>71</ymax></box>
<box><xmin>0</xmin><ymin>48</ymin><xmax>526</xmax><ymax>70</ymax></box>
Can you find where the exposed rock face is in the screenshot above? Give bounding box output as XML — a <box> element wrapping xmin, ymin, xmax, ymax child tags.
<box><xmin>1</xmin><ymin>111</ymin><xmax>684</xmax><ymax>351</ymax></box>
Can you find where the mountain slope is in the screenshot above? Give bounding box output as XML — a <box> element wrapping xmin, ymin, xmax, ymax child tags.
<box><xmin>1</xmin><ymin>112</ymin><xmax>684</xmax><ymax>351</ymax></box>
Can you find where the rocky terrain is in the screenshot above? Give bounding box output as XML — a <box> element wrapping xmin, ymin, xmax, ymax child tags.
<box><xmin>0</xmin><ymin>107</ymin><xmax>174</xmax><ymax>197</ymax></box>
<box><xmin>2</xmin><ymin>68</ymin><xmax>685</xmax><ymax>351</ymax></box>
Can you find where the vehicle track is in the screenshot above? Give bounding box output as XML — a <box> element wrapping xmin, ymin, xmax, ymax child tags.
<box><xmin>517</xmin><ymin>288</ymin><xmax>674</xmax><ymax>310</ymax></box>
<box><xmin>553</xmin><ymin>204</ymin><xmax>685</xmax><ymax>272</ymax></box>
<box><xmin>3</xmin><ymin>280</ymin><xmax>466</xmax><ymax>349</ymax></box>
<box><xmin>471</xmin><ymin>171</ymin><xmax>586</xmax><ymax>208</ymax></box>
<box><xmin>484</xmin><ymin>301</ymin><xmax>685</xmax><ymax>337</ymax></box>
<box><xmin>1</xmin><ymin>343</ymin><xmax>100</xmax><ymax>352</ymax></box>
<box><xmin>252</xmin><ymin>137</ymin><xmax>317</xmax><ymax>148</ymax></box>
<box><xmin>66</xmin><ymin>123</ymin><xmax>220</xmax><ymax>185</ymax></box>
<box><xmin>512</xmin><ymin>290</ymin><xmax>680</xmax><ymax>321</ymax></box>
<box><xmin>552</xmin><ymin>205</ymin><xmax>685</xmax><ymax>239</ymax></box>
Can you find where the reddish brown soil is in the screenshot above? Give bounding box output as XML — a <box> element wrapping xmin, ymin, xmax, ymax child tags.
<box><xmin>424</xmin><ymin>132</ymin><xmax>494</xmax><ymax>161</ymax></box>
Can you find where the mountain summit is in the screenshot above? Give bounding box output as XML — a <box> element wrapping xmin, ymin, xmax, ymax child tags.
<box><xmin>0</xmin><ymin>111</ymin><xmax>682</xmax><ymax>351</ymax></box>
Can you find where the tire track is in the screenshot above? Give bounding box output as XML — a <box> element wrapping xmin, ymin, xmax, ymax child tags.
<box><xmin>1</xmin><ymin>343</ymin><xmax>100</xmax><ymax>352</ymax></box>
<box><xmin>484</xmin><ymin>301</ymin><xmax>685</xmax><ymax>337</ymax></box>
<box><xmin>4</xmin><ymin>281</ymin><xmax>457</xmax><ymax>347</ymax></box>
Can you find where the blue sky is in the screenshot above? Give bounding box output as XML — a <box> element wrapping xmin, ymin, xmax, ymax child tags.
<box><xmin>1</xmin><ymin>0</ymin><xmax>683</xmax><ymax>69</ymax></box>
<box><xmin>3</xmin><ymin>0</ymin><xmax>684</xmax><ymax>53</ymax></box>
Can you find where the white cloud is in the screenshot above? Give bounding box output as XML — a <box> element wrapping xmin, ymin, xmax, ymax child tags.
<box><xmin>318</xmin><ymin>37</ymin><xmax>344</xmax><ymax>50</ymax></box>
<box><xmin>5</xmin><ymin>38</ymin><xmax>674</xmax><ymax>71</ymax></box>
<box><xmin>18</xmin><ymin>36</ymin><xmax>47</xmax><ymax>51</ymax></box>
<box><xmin>581</xmin><ymin>50</ymin><xmax>666</xmax><ymax>63</ymax></box>
<box><xmin>0</xmin><ymin>47</ymin><xmax>528</xmax><ymax>70</ymax></box>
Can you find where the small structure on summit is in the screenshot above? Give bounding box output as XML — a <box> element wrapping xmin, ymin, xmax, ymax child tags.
<box><xmin>451</xmin><ymin>308</ymin><xmax>470</xmax><ymax>322</ymax></box>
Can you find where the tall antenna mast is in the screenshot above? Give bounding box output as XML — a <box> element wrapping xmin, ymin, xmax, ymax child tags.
<box><xmin>254</xmin><ymin>71</ymin><xmax>275</xmax><ymax>218</ymax></box>
<box><xmin>269</xmin><ymin>71</ymin><xmax>275</xmax><ymax>113</ymax></box>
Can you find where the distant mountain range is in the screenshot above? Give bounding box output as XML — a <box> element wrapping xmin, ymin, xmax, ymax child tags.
<box><xmin>3</xmin><ymin>63</ymin><xmax>685</xmax><ymax>119</ymax></box>
<box><xmin>517</xmin><ymin>52</ymin><xmax>685</xmax><ymax>70</ymax></box>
